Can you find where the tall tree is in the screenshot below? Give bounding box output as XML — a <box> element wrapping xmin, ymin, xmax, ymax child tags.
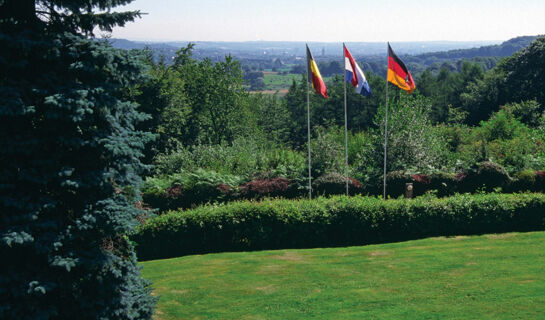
<box><xmin>461</xmin><ymin>37</ymin><xmax>545</xmax><ymax>125</ymax></box>
<box><xmin>0</xmin><ymin>0</ymin><xmax>156</xmax><ymax>319</ymax></box>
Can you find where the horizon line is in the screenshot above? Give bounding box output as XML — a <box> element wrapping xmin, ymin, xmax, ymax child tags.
<box><xmin>106</xmin><ymin>37</ymin><xmax>508</xmax><ymax>44</ymax></box>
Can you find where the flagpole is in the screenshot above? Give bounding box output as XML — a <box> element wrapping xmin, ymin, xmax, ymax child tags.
<box><xmin>383</xmin><ymin>43</ymin><xmax>389</xmax><ymax>200</ymax></box>
<box><xmin>343</xmin><ymin>43</ymin><xmax>349</xmax><ymax>196</ymax></box>
<box><xmin>306</xmin><ymin>46</ymin><xmax>312</xmax><ymax>199</ymax></box>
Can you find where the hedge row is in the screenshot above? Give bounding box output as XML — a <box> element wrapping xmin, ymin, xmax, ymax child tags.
<box><xmin>132</xmin><ymin>193</ymin><xmax>545</xmax><ymax>261</ymax></box>
<box><xmin>143</xmin><ymin>165</ymin><xmax>545</xmax><ymax>212</ymax></box>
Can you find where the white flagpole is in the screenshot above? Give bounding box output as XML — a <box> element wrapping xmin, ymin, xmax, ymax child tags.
<box><xmin>343</xmin><ymin>43</ymin><xmax>349</xmax><ymax>196</ymax></box>
<box><xmin>306</xmin><ymin>45</ymin><xmax>312</xmax><ymax>199</ymax></box>
<box><xmin>383</xmin><ymin>43</ymin><xmax>389</xmax><ymax>200</ymax></box>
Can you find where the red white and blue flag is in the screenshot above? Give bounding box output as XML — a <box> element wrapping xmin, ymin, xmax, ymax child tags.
<box><xmin>344</xmin><ymin>44</ymin><xmax>372</xmax><ymax>97</ymax></box>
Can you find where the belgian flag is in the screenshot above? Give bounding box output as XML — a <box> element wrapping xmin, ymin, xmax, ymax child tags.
<box><xmin>387</xmin><ymin>43</ymin><xmax>415</xmax><ymax>93</ymax></box>
<box><xmin>306</xmin><ymin>44</ymin><xmax>328</xmax><ymax>98</ymax></box>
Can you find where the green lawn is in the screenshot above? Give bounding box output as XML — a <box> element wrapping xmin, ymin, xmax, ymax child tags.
<box><xmin>141</xmin><ymin>231</ymin><xmax>545</xmax><ymax>319</ymax></box>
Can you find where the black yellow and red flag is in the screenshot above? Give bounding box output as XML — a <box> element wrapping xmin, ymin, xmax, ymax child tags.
<box><xmin>306</xmin><ymin>44</ymin><xmax>328</xmax><ymax>98</ymax></box>
<box><xmin>387</xmin><ymin>43</ymin><xmax>415</xmax><ymax>93</ymax></box>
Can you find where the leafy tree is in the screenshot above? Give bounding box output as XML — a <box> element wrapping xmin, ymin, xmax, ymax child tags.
<box><xmin>249</xmin><ymin>77</ymin><xmax>266</xmax><ymax>91</ymax></box>
<box><xmin>129</xmin><ymin>54</ymin><xmax>191</xmax><ymax>158</ymax></box>
<box><xmin>252</xmin><ymin>94</ymin><xmax>292</xmax><ymax>144</ymax></box>
<box><xmin>501</xmin><ymin>37</ymin><xmax>545</xmax><ymax>110</ymax></box>
<box><xmin>284</xmin><ymin>77</ymin><xmax>309</xmax><ymax>147</ymax></box>
<box><xmin>132</xmin><ymin>45</ymin><xmax>257</xmax><ymax>153</ymax></box>
<box><xmin>289</xmin><ymin>64</ymin><xmax>306</xmax><ymax>75</ymax></box>
<box><xmin>460</xmin><ymin>36</ymin><xmax>545</xmax><ymax>124</ymax></box>
<box><xmin>417</xmin><ymin>62</ymin><xmax>484</xmax><ymax>124</ymax></box>
<box><xmin>173</xmin><ymin>49</ymin><xmax>253</xmax><ymax>145</ymax></box>
<box><xmin>0</xmin><ymin>0</ymin><xmax>156</xmax><ymax>319</ymax></box>
<box><xmin>283</xmin><ymin>71</ymin><xmax>385</xmax><ymax>148</ymax></box>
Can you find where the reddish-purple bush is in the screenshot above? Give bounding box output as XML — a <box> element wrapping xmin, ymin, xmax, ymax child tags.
<box><xmin>454</xmin><ymin>172</ymin><xmax>468</xmax><ymax>182</ymax></box>
<box><xmin>313</xmin><ymin>172</ymin><xmax>364</xmax><ymax>196</ymax></box>
<box><xmin>412</xmin><ymin>174</ymin><xmax>431</xmax><ymax>185</ymax></box>
<box><xmin>165</xmin><ymin>185</ymin><xmax>182</xmax><ymax>198</ymax></box>
<box><xmin>348</xmin><ymin>177</ymin><xmax>363</xmax><ymax>189</ymax></box>
<box><xmin>216</xmin><ymin>183</ymin><xmax>232</xmax><ymax>195</ymax></box>
<box><xmin>240</xmin><ymin>177</ymin><xmax>291</xmax><ymax>198</ymax></box>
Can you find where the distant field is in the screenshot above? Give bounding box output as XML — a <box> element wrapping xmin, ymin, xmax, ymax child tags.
<box><xmin>250</xmin><ymin>89</ymin><xmax>289</xmax><ymax>96</ymax></box>
<box><xmin>264</xmin><ymin>72</ymin><xmax>298</xmax><ymax>91</ymax></box>
<box><xmin>142</xmin><ymin>231</ymin><xmax>545</xmax><ymax>320</ymax></box>
<box><xmin>259</xmin><ymin>72</ymin><xmax>333</xmax><ymax>93</ymax></box>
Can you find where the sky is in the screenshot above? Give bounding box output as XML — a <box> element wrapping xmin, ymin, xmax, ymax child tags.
<box><xmin>109</xmin><ymin>0</ymin><xmax>545</xmax><ymax>42</ymax></box>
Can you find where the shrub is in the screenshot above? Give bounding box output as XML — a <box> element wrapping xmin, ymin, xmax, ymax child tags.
<box><xmin>510</xmin><ymin>170</ymin><xmax>545</xmax><ymax>193</ymax></box>
<box><xmin>312</xmin><ymin>172</ymin><xmax>363</xmax><ymax>196</ymax></box>
<box><xmin>502</xmin><ymin>100</ymin><xmax>543</xmax><ymax>128</ymax></box>
<box><xmin>460</xmin><ymin>161</ymin><xmax>512</xmax><ymax>192</ymax></box>
<box><xmin>374</xmin><ymin>94</ymin><xmax>452</xmax><ymax>173</ymax></box>
<box><xmin>254</xmin><ymin>148</ymin><xmax>306</xmax><ymax>181</ymax></box>
<box><xmin>153</xmin><ymin>138</ymin><xmax>306</xmax><ymax>180</ymax></box>
<box><xmin>458</xmin><ymin>110</ymin><xmax>544</xmax><ymax>173</ymax></box>
<box><xmin>310</xmin><ymin>126</ymin><xmax>345</xmax><ymax>177</ymax></box>
<box><xmin>427</xmin><ymin>172</ymin><xmax>458</xmax><ymax>196</ymax></box>
<box><xmin>537</xmin><ymin>171</ymin><xmax>545</xmax><ymax>192</ymax></box>
<box><xmin>132</xmin><ymin>193</ymin><xmax>545</xmax><ymax>260</ymax></box>
<box><xmin>385</xmin><ymin>171</ymin><xmax>412</xmax><ymax>197</ymax></box>
<box><xmin>142</xmin><ymin>169</ymin><xmax>243</xmax><ymax>211</ymax></box>
<box><xmin>385</xmin><ymin>171</ymin><xmax>458</xmax><ymax>197</ymax></box>
<box><xmin>239</xmin><ymin>177</ymin><xmax>293</xmax><ymax>199</ymax></box>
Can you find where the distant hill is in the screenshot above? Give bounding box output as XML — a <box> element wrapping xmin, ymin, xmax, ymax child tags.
<box><xmin>106</xmin><ymin>36</ymin><xmax>542</xmax><ymax>76</ymax></box>
<box><xmin>108</xmin><ymin>38</ymin><xmax>178</xmax><ymax>51</ymax></box>
<box><xmin>412</xmin><ymin>36</ymin><xmax>540</xmax><ymax>60</ymax></box>
<box><xmin>107</xmin><ymin>38</ymin><xmax>501</xmax><ymax>57</ymax></box>
<box><xmin>353</xmin><ymin>35</ymin><xmax>542</xmax><ymax>76</ymax></box>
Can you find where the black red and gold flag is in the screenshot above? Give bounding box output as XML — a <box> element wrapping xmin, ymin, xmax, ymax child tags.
<box><xmin>306</xmin><ymin>44</ymin><xmax>328</xmax><ymax>98</ymax></box>
<box><xmin>387</xmin><ymin>43</ymin><xmax>415</xmax><ymax>93</ymax></box>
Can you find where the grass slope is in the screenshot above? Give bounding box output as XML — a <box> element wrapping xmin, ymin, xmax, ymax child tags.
<box><xmin>142</xmin><ymin>231</ymin><xmax>545</xmax><ymax>319</ymax></box>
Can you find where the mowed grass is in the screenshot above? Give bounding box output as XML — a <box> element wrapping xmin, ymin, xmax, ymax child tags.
<box><xmin>141</xmin><ymin>231</ymin><xmax>545</xmax><ymax>319</ymax></box>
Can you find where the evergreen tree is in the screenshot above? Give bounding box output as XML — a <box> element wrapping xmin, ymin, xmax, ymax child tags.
<box><xmin>0</xmin><ymin>0</ymin><xmax>156</xmax><ymax>318</ymax></box>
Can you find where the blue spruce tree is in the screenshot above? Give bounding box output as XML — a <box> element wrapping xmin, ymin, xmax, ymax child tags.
<box><xmin>0</xmin><ymin>0</ymin><xmax>157</xmax><ymax>318</ymax></box>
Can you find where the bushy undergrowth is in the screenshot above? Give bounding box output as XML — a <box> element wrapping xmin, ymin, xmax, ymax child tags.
<box><xmin>154</xmin><ymin>137</ymin><xmax>305</xmax><ymax>180</ymax></box>
<box><xmin>142</xmin><ymin>162</ymin><xmax>544</xmax><ymax>211</ymax></box>
<box><xmin>143</xmin><ymin>103</ymin><xmax>545</xmax><ymax>211</ymax></box>
<box><xmin>132</xmin><ymin>193</ymin><xmax>545</xmax><ymax>260</ymax></box>
<box><xmin>142</xmin><ymin>169</ymin><xmax>244</xmax><ymax>210</ymax></box>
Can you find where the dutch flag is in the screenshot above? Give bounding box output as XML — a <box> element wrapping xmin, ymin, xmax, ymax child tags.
<box><xmin>344</xmin><ymin>44</ymin><xmax>372</xmax><ymax>97</ymax></box>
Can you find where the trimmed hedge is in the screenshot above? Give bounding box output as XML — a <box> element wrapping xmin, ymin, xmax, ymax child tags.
<box><xmin>132</xmin><ymin>193</ymin><xmax>545</xmax><ymax>261</ymax></box>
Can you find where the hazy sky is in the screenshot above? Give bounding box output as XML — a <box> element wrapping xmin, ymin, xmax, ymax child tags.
<box><xmin>109</xmin><ymin>0</ymin><xmax>545</xmax><ymax>42</ymax></box>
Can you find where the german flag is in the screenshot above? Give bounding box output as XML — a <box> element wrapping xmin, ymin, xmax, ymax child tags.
<box><xmin>306</xmin><ymin>44</ymin><xmax>328</xmax><ymax>98</ymax></box>
<box><xmin>387</xmin><ymin>43</ymin><xmax>415</xmax><ymax>93</ymax></box>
